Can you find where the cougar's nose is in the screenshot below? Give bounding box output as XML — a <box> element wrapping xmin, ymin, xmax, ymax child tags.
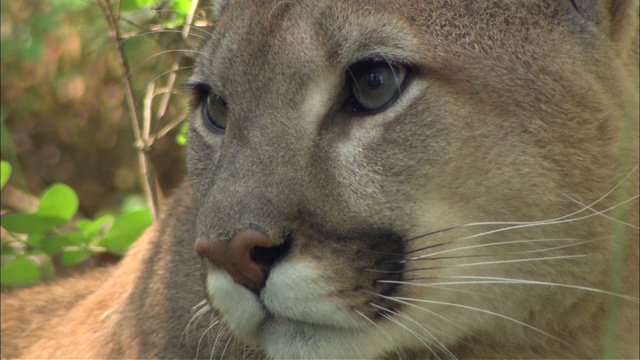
<box><xmin>196</xmin><ymin>229</ymin><xmax>291</xmax><ymax>293</ymax></box>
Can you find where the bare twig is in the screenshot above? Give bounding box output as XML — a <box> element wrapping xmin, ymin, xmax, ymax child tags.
<box><xmin>0</xmin><ymin>185</ymin><xmax>39</xmax><ymax>213</ymax></box>
<box><xmin>96</xmin><ymin>0</ymin><xmax>202</xmax><ymax>220</ymax></box>
<box><xmin>155</xmin><ymin>0</ymin><xmax>200</xmax><ymax>125</ymax></box>
<box><xmin>97</xmin><ymin>0</ymin><xmax>160</xmax><ymax>219</ymax></box>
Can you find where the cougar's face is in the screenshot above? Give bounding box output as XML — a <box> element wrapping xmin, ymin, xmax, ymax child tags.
<box><xmin>187</xmin><ymin>1</ymin><xmax>630</xmax><ymax>358</ymax></box>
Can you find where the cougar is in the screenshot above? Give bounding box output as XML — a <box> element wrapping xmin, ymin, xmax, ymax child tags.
<box><xmin>2</xmin><ymin>0</ymin><xmax>638</xmax><ymax>358</ymax></box>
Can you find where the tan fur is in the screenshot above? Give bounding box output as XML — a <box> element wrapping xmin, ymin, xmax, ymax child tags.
<box><xmin>2</xmin><ymin>0</ymin><xmax>638</xmax><ymax>358</ymax></box>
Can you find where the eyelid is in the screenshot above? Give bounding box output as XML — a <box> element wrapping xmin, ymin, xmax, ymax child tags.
<box><xmin>186</xmin><ymin>81</ymin><xmax>212</xmax><ymax>107</ymax></box>
<box><xmin>350</xmin><ymin>55</ymin><xmax>412</xmax><ymax>69</ymax></box>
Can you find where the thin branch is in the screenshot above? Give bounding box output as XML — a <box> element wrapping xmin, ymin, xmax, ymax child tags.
<box><xmin>97</xmin><ymin>0</ymin><xmax>159</xmax><ymax>219</ymax></box>
<box><xmin>153</xmin><ymin>0</ymin><xmax>200</xmax><ymax>134</ymax></box>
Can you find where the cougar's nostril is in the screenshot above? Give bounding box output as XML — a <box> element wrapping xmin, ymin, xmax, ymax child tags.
<box><xmin>250</xmin><ymin>233</ymin><xmax>292</xmax><ymax>270</ymax></box>
<box><xmin>195</xmin><ymin>230</ymin><xmax>291</xmax><ymax>294</ymax></box>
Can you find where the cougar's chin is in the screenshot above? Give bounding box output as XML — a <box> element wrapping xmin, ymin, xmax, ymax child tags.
<box><xmin>205</xmin><ymin>261</ymin><xmax>395</xmax><ymax>358</ymax></box>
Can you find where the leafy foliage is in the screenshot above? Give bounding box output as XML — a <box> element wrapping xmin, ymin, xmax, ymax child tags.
<box><xmin>1</xmin><ymin>161</ymin><xmax>152</xmax><ymax>286</ymax></box>
<box><xmin>0</xmin><ymin>0</ymin><xmax>205</xmax><ymax>286</ymax></box>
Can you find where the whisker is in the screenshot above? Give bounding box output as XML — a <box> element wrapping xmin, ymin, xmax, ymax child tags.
<box><xmin>370</xmin><ymin>303</ymin><xmax>457</xmax><ymax>360</ymax></box>
<box><xmin>122</xmin><ymin>28</ymin><xmax>211</xmax><ymax>42</ymax></box>
<box><xmin>376</xmin><ymin>294</ymin><xmax>567</xmax><ymax>345</ymax></box>
<box><xmin>371</xmin><ymin>240</ymin><xmax>592</xmax><ymax>271</ymax></box>
<box><xmin>407</xmin><ymin>237</ymin><xmax>584</xmax><ymax>260</ymax></box>
<box><xmin>218</xmin><ymin>329</ymin><xmax>234</xmax><ymax>360</ymax></box>
<box><xmin>403</xmin><ymin>177</ymin><xmax>638</xmax><ymax>248</ymax></box>
<box><xmin>196</xmin><ymin>317</ymin><xmax>220</xmax><ymax>360</ymax></box>
<box><xmin>128</xmin><ymin>49</ymin><xmax>202</xmax><ymax>76</ymax></box>
<box><xmin>182</xmin><ymin>300</ymin><xmax>212</xmax><ymax>349</ymax></box>
<box><xmin>147</xmin><ymin>65</ymin><xmax>197</xmax><ymax>86</ymax></box>
<box><xmin>270</xmin><ymin>1</ymin><xmax>296</xmax><ymax>18</ymax></box>
<box><xmin>370</xmin><ymin>305</ymin><xmax>443</xmax><ymax>360</ymax></box>
<box><xmin>370</xmin><ymin>254</ymin><xmax>589</xmax><ymax>277</ymax></box>
<box><xmin>436</xmin><ymin>254</ymin><xmax>588</xmax><ymax>268</ymax></box>
<box><xmin>462</xmin><ymin>195</ymin><xmax>638</xmax><ymax>239</ymax></box>
<box><xmin>449</xmin><ymin>195</ymin><xmax>638</xmax><ymax>243</ymax></box>
<box><xmin>365</xmin><ymin>291</ymin><xmax>469</xmax><ymax>334</ymax></box>
<box><xmin>380</xmin><ymin>276</ymin><xmax>639</xmax><ymax>302</ymax></box>
<box><xmin>404</xmin><ymin>226</ymin><xmax>461</xmax><ymax>244</ymax></box>
<box><xmin>353</xmin><ymin>309</ymin><xmax>402</xmax><ymax>358</ymax></box>
<box><xmin>379</xmin><ymin>254</ymin><xmax>586</xmax><ymax>276</ymax></box>
<box><xmin>556</xmin><ymin>188</ymin><xmax>639</xmax><ymax>229</ymax></box>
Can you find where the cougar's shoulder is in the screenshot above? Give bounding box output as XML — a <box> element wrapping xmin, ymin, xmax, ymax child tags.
<box><xmin>1</xmin><ymin>266</ymin><xmax>116</xmax><ymax>358</ymax></box>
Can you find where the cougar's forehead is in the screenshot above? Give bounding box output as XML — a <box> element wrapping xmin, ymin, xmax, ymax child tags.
<box><xmin>188</xmin><ymin>1</ymin><xmax>435</xmax><ymax>233</ymax></box>
<box><xmin>189</xmin><ymin>0</ymin><xmax>622</xmax><ymax>231</ymax></box>
<box><xmin>194</xmin><ymin>1</ymin><xmax>419</xmax><ymax>102</ymax></box>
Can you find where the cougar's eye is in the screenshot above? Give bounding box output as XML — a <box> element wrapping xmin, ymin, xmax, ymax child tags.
<box><xmin>345</xmin><ymin>61</ymin><xmax>408</xmax><ymax>113</ymax></box>
<box><xmin>202</xmin><ymin>92</ymin><xmax>228</xmax><ymax>133</ymax></box>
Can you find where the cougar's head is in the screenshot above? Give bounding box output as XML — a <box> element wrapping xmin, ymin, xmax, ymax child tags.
<box><xmin>187</xmin><ymin>0</ymin><xmax>638</xmax><ymax>358</ymax></box>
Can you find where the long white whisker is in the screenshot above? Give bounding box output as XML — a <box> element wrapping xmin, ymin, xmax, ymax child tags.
<box><xmin>182</xmin><ymin>300</ymin><xmax>212</xmax><ymax>348</ymax></box>
<box><xmin>464</xmin><ymin>164</ymin><xmax>638</xmax><ymax>230</ymax></box>
<box><xmin>557</xmin><ymin>187</ymin><xmax>639</xmax><ymax>229</ymax></box>
<box><xmin>217</xmin><ymin>330</ymin><xmax>234</xmax><ymax>360</ymax></box>
<box><xmin>128</xmin><ymin>49</ymin><xmax>202</xmax><ymax>75</ymax></box>
<box><xmin>370</xmin><ymin>303</ymin><xmax>457</xmax><ymax>360</ymax></box>
<box><xmin>555</xmin><ymin>163</ymin><xmax>638</xmax><ymax>211</ymax></box>
<box><xmin>519</xmin><ymin>239</ymin><xmax>598</xmax><ymax>254</ymax></box>
<box><xmin>380</xmin><ymin>295</ymin><xmax>567</xmax><ymax>344</ymax></box>
<box><xmin>408</xmin><ymin>238</ymin><xmax>583</xmax><ymax>260</ymax></box>
<box><xmin>122</xmin><ymin>28</ymin><xmax>211</xmax><ymax>41</ymax></box>
<box><xmin>405</xmin><ymin>186</ymin><xmax>638</xmax><ymax>246</ymax></box>
<box><xmin>353</xmin><ymin>309</ymin><xmax>403</xmax><ymax>358</ymax></box>
<box><xmin>371</xmin><ymin>305</ymin><xmax>442</xmax><ymax>360</ymax></box>
<box><xmin>380</xmin><ymin>277</ymin><xmax>639</xmax><ymax>302</ymax></box>
<box><xmin>196</xmin><ymin>317</ymin><xmax>220</xmax><ymax>360</ymax></box>
<box><xmin>365</xmin><ymin>291</ymin><xmax>468</xmax><ymax>333</ymax></box>
<box><xmin>456</xmin><ymin>194</ymin><xmax>638</xmax><ymax>242</ymax></box>
<box><xmin>449</xmin><ymin>254</ymin><xmax>587</xmax><ymax>268</ymax></box>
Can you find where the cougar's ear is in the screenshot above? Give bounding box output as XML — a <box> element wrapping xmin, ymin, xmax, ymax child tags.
<box><xmin>563</xmin><ymin>0</ymin><xmax>639</xmax><ymax>42</ymax></box>
<box><xmin>212</xmin><ymin>0</ymin><xmax>229</xmax><ymax>20</ymax></box>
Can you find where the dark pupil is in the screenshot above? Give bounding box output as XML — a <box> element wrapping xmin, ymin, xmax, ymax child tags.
<box><xmin>364</xmin><ymin>71</ymin><xmax>385</xmax><ymax>89</ymax></box>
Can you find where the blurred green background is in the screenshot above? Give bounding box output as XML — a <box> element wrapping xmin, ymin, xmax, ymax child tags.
<box><xmin>1</xmin><ymin>0</ymin><xmax>212</xmax><ymax>285</ymax></box>
<box><xmin>0</xmin><ymin>0</ymin><xmax>204</xmax><ymax>216</ymax></box>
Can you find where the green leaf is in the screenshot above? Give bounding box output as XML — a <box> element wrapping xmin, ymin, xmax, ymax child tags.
<box><xmin>176</xmin><ymin>121</ymin><xmax>189</xmax><ymax>146</ymax></box>
<box><xmin>26</xmin><ymin>233</ymin><xmax>43</xmax><ymax>247</ymax></box>
<box><xmin>99</xmin><ymin>209</ymin><xmax>152</xmax><ymax>251</ymax></box>
<box><xmin>52</xmin><ymin>0</ymin><xmax>89</xmax><ymax>11</ymax></box>
<box><xmin>0</xmin><ymin>160</ymin><xmax>11</xmax><ymax>189</ymax></box>
<box><xmin>77</xmin><ymin>214</ymin><xmax>114</xmax><ymax>237</ymax></box>
<box><xmin>137</xmin><ymin>0</ymin><xmax>156</xmax><ymax>7</ymax></box>
<box><xmin>61</xmin><ymin>249</ymin><xmax>91</xmax><ymax>266</ymax></box>
<box><xmin>1</xmin><ymin>256</ymin><xmax>41</xmax><ymax>286</ymax></box>
<box><xmin>41</xmin><ymin>234</ymin><xmax>77</xmax><ymax>255</ymax></box>
<box><xmin>121</xmin><ymin>0</ymin><xmax>155</xmax><ymax>11</ymax></box>
<box><xmin>1</xmin><ymin>213</ymin><xmax>60</xmax><ymax>234</ymax></box>
<box><xmin>171</xmin><ymin>0</ymin><xmax>193</xmax><ymax>14</ymax></box>
<box><xmin>120</xmin><ymin>0</ymin><xmax>140</xmax><ymax>11</ymax></box>
<box><xmin>75</xmin><ymin>219</ymin><xmax>93</xmax><ymax>231</ymax></box>
<box><xmin>38</xmin><ymin>183</ymin><xmax>78</xmax><ymax>222</ymax></box>
<box><xmin>120</xmin><ymin>194</ymin><xmax>147</xmax><ymax>213</ymax></box>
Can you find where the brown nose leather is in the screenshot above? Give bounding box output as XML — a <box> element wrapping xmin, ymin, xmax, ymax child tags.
<box><xmin>196</xmin><ymin>230</ymin><xmax>273</xmax><ymax>293</ymax></box>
